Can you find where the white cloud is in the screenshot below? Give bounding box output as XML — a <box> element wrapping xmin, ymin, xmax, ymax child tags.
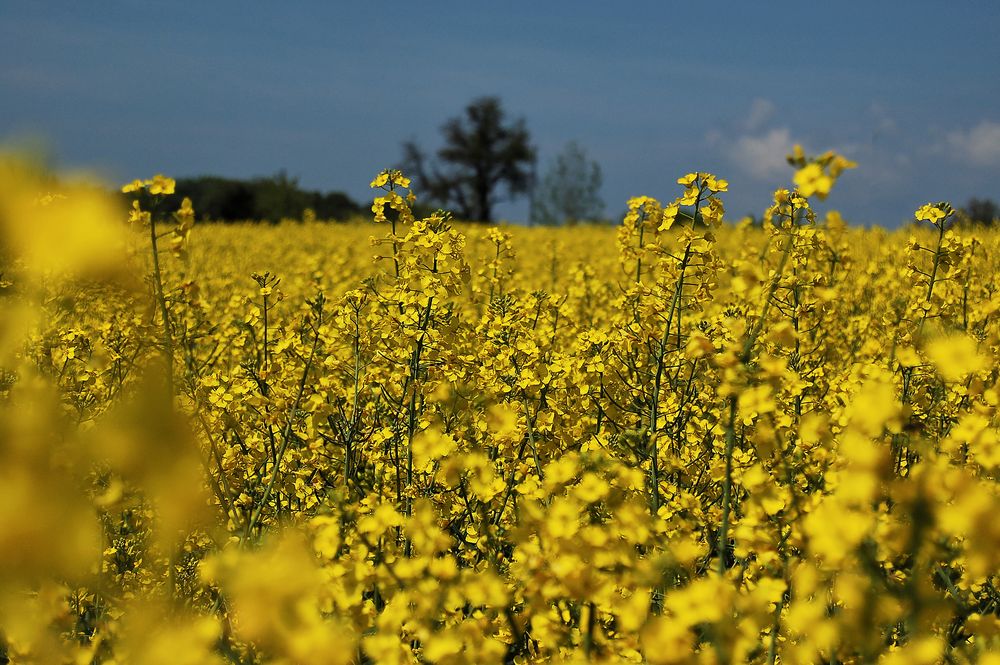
<box><xmin>869</xmin><ymin>102</ymin><xmax>897</xmax><ymax>136</ymax></box>
<box><xmin>946</xmin><ymin>121</ymin><xmax>1000</xmax><ymax>166</ymax></box>
<box><xmin>745</xmin><ymin>98</ymin><xmax>776</xmax><ymax>132</ymax></box>
<box><xmin>704</xmin><ymin>128</ymin><xmax>723</xmax><ymax>146</ymax></box>
<box><xmin>729</xmin><ymin>127</ymin><xmax>793</xmax><ymax>180</ymax></box>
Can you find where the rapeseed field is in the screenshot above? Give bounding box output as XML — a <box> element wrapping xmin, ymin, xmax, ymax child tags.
<box><xmin>0</xmin><ymin>151</ymin><xmax>997</xmax><ymax>664</ymax></box>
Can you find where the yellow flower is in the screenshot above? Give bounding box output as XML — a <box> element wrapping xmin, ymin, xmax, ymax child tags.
<box><xmin>787</xmin><ymin>143</ymin><xmax>806</xmax><ymax>165</ymax></box>
<box><xmin>793</xmin><ymin>163</ymin><xmax>833</xmax><ymax>198</ymax></box>
<box><xmin>641</xmin><ymin>616</ymin><xmax>693</xmax><ymax>663</ymax></box>
<box><xmin>738</xmin><ymin>383</ymin><xmax>776</xmax><ymax>424</ymax></box>
<box><xmin>128</xmin><ymin>200</ymin><xmax>151</xmax><ymax>226</ymax></box>
<box><xmin>703</xmin><ymin>174</ymin><xmax>728</xmax><ymax>193</ymax></box>
<box><xmin>914</xmin><ymin>203</ymin><xmax>946</xmax><ymax>223</ymax></box>
<box><xmin>678</xmin><ymin>186</ymin><xmax>699</xmax><ymax>206</ymax></box>
<box><xmin>574</xmin><ymin>472</ymin><xmax>609</xmax><ymax>503</ymax></box>
<box><xmin>121</xmin><ymin>178</ymin><xmax>146</xmax><ymax>194</ymax></box>
<box><xmin>925</xmin><ymin>333</ymin><xmax>990</xmax><ymax>382</ymax></box>
<box><xmin>658</xmin><ymin>204</ymin><xmax>680</xmax><ymax>231</ymax></box>
<box><xmin>148</xmin><ymin>174</ymin><xmax>176</xmax><ymax>195</ymax></box>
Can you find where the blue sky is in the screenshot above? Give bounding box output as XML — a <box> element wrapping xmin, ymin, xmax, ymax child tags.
<box><xmin>2</xmin><ymin>1</ymin><xmax>999</xmax><ymax>225</ymax></box>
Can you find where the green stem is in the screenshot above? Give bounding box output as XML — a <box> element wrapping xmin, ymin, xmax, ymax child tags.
<box><xmin>148</xmin><ymin>208</ymin><xmax>174</xmax><ymax>393</ymax></box>
<box><xmin>243</xmin><ymin>320</ymin><xmax>320</xmax><ymax>541</ymax></box>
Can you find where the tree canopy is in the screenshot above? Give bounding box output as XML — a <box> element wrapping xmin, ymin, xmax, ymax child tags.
<box><xmin>401</xmin><ymin>97</ymin><xmax>536</xmax><ymax>223</ymax></box>
<box><xmin>144</xmin><ymin>173</ymin><xmax>363</xmax><ymax>223</ymax></box>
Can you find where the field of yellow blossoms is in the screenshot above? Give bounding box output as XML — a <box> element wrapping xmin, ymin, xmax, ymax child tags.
<box><xmin>0</xmin><ymin>150</ymin><xmax>998</xmax><ymax>664</ymax></box>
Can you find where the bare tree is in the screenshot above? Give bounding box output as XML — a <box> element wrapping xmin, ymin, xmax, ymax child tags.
<box><xmin>530</xmin><ymin>141</ymin><xmax>605</xmax><ymax>226</ymax></box>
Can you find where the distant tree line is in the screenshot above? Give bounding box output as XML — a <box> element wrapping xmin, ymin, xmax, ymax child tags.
<box><xmin>960</xmin><ymin>198</ymin><xmax>999</xmax><ymax>226</ymax></box>
<box><xmin>133</xmin><ymin>96</ymin><xmax>994</xmax><ymax>228</ymax></box>
<box><xmin>118</xmin><ymin>97</ymin><xmax>604</xmax><ymax>225</ymax></box>
<box><xmin>134</xmin><ymin>172</ymin><xmax>364</xmax><ymax>223</ymax></box>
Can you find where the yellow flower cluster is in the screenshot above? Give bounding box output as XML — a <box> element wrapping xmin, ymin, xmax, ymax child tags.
<box><xmin>786</xmin><ymin>145</ymin><xmax>857</xmax><ymax>200</ymax></box>
<box><xmin>0</xmin><ymin>151</ymin><xmax>998</xmax><ymax>664</ymax></box>
<box><xmin>121</xmin><ymin>174</ymin><xmax>176</xmax><ymax>196</ymax></box>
